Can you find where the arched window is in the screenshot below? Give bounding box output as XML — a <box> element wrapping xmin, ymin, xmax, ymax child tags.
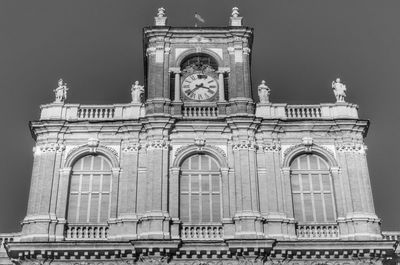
<box><xmin>290</xmin><ymin>154</ymin><xmax>336</xmax><ymax>223</ymax></box>
<box><xmin>67</xmin><ymin>155</ymin><xmax>112</xmax><ymax>223</ymax></box>
<box><xmin>180</xmin><ymin>53</ymin><xmax>218</xmax><ymax>70</ymax></box>
<box><xmin>180</xmin><ymin>154</ymin><xmax>222</xmax><ymax>223</ymax></box>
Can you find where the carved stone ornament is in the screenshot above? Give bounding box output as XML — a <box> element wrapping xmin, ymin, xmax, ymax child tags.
<box><xmin>194</xmin><ymin>137</ymin><xmax>206</xmax><ymax>149</ymax></box>
<box><xmin>335</xmin><ymin>142</ymin><xmax>366</xmax><ymax>153</ymax></box>
<box><xmin>174</xmin><ymin>144</ymin><xmax>226</xmax><ymax>158</ymax></box>
<box><xmin>146</xmin><ymin>139</ymin><xmax>169</xmax><ymax>150</ymax></box>
<box><xmin>181</xmin><ymin>63</ymin><xmax>216</xmax><ymax>78</ymax></box>
<box><xmin>261</xmin><ymin>141</ymin><xmax>281</xmax><ymax>152</ymax></box>
<box><xmin>258</xmin><ymin>80</ymin><xmax>271</xmax><ymax>104</ymax></box>
<box><xmin>131</xmin><ymin>81</ymin><xmax>145</xmax><ymax>103</ymax></box>
<box><xmin>232</xmin><ymin>140</ymin><xmax>258</xmax><ymax>151</ymax></box>
<box><xmin>122</xmin><ymin>143</ymin><xmax>141</xmax><ymax>152</ymax></box>
<box><xmin>283</xmin><ymin>142</ymin><xmax>335</xmax><ymax>159</ymax></box>
<box><xmin>332</xmin><ymin>77</ymin><xmax>347</xmax><ymax>103</ymax></box>
<box><xmin>35</xmin><ymin>143</ymin><xmax>65</xmax><ymax>153</ymax></box>
<box><xmin>232</xmin><ymin>7</ymin><xmax>240</xmax><ymax>17</ymax></box>
<box><xmin>302</xmin><ymin>137</ymin><xmax>313</xmax><ymax>151</ymax></box>
<box><xmin>53</xmin><ymin>78</ymin><xmax>69</xmax><ymax>103</ymax></box>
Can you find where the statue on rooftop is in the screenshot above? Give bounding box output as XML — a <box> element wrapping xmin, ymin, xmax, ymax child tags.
<box><xmin>258</xmin><ymin>80</ymin><xmax>271</xmax><ymax>103</ymax></box>
<box><xmin>157</xmin><ymin>7</ymin><xmax>166</xmax><ymax>17</ymax></box>
<box><xmin>131</xmin><ymin>81</ymin><xmax>144</xmax><ymax>103</ymax></box>
<box><xmin>332</xmin><ymin>78</ymin><xmax>347</xmax><ymax>102</ymax></box>
<box><xmin>53</xmin><ymin>78</ymin><xmax>68</xmax><ymax>103</ymax></box>
<box><xmin>232</xmin><ymin>7</ymin><xmax>240</xmax><ymax>17</ymax></box>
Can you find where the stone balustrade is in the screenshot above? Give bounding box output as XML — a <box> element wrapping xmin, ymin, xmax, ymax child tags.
<box><xmin>65</xmin><ymin>224</ymin><xmax>108</xmax><ymax>240</ymax></box>
<box><xmin>382</xmin><ymin>231</ymin><xmax>400</xmax><ymax>241</ymax></box>
<box><xmin>39</xmin><ymin>101</ymin><xmax>358</xmax><ymax>121</ymax></box>
<box><xmin>0</xmin><ymin>233</ymin><xmax>20</xmax><ymax>248</ymax></box>
<box><xmin>40</xmin><ymin>103</ymin><xmax>145</xmax><ymax>121</ymax></box>
<box><xmin>181</xmin><ymin>224</ymin><xmax>224</xmax><ymax>240</ymax></box>
<box><xmin>182</xmin><ymin>105</ymin><xmax>219</xmax><ymax>118</ymax></box>
<box><xmin>296</xmin><ymin>223</ymin><xmax>339</xmax><ymax>239</ymax></box>
<box><xmin>256</xmin><ymin>102</ymin><xmax>359</xmax><ymax>119</ymax></box>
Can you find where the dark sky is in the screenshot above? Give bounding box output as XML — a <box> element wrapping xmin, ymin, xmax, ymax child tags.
<box><xmin>0</xmin><ymin>0</ymin><xmax>399</xmax><ymax>232</ymax></box>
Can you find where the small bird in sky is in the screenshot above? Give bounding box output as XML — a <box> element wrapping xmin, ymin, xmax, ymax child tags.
<box><xmin>194</xmin><ymin>12</ymin><xmax>205</xmax><ymax>27</ymax></box>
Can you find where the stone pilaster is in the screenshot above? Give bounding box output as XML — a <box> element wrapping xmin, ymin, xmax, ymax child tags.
<box><xmin>21</xmin><ymin>143</ymin><xmax>65</xmax><ymax>242</ymax></box>
<box><xmin>110</xmin><ymin>142</ymin><xmax>141</xmax><ymax>240</ymax></box>
<box><xmin>138</xmin><ymin>117</ymin><xmax>174</xmax><ymax>239</ymax></box>
<box><xmin>335</xmin><ymin>141</ymin><xmax>381</xmax><ymax>240</ymax></box>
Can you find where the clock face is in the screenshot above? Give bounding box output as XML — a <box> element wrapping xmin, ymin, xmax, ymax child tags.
<box><xmin>182</xmin><ymin>73</ymin><xmax>218</xmax><ymax>101</ymax></box>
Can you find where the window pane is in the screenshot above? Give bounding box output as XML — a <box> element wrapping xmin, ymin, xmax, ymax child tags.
<box><xmin>99</xmin><ymin>195</ymin><xmax>110</xmax><ymax>222</ymax></box>
<box><xmin>301</xmin><ymin>174</ymin><xmax>310</xmax><ymax>191</ymax></box>
<box><xmin>180</xmin><ymin>194</ymin><xmax>189</xmax><ymax>222</ymax></box>
<box><xmin>292</xmin><ymin>194</ymin><xmax>303</xmax><ymax>221</ymax></box>
<box><xmin>324</xmin><ymin>193</ymin><xmax>335</xmax><ymax>221</ymax></box>
<box><xmin>190</xmin><ymin>156</ymin><xmax>199</xmax><ymax>170</ymax></box>
<box><xmin>200</xmin><ymin>155</ymin><xmax>209</xmax><ymax>170</ymax></box>
<box><xmin>311</xmin><ymin>174</ymin><xmax>320</xmax><ymax>191</ymax></box>
<box><xmin>68</xmin><ymin>194</ymin><xmax>79</xmax><ymax>222</ymax></box>
<box><xmin>191</xmin><ymin>175</ymin><xmax>200</xmax><ymax>192</ymax></box>
<box><xmin>211</xmin><ymin>194</ymin><xmax>221</xmax><ymax>221</ymax></box>
<box><xmin>92</xmin><ymin>174</ymin><xmax>101</xmax><ymax>192</ymax></box>
<box><xmin>291</xmin><ymin>175</ymin><xmax>300</xmax><ymax>192</ymax></box>
<box><xmin>299</xmin><ymin>155</ymin><xmax>308</xmax><ymax>169</ymax></box>
<box><xmin>81</xmin><ymin>175</ymin><xmax>90</xmax><ymax>192</ymax></box>
<box><xmin>181</xmin><ymin>175</ymin><xmax>189</xmax><ymax>192</ymax></box>
<box><xmin>191</xmin><ymin>195</ymin><xmax>200</xmax><ymax>222</ymax></box>
<box><xmin>102</xmin><ymin>174</ymin><xmax>111</xmax><ymax>191</ymax></box>
<box><xmin>92</xmin><ymin>157</ymin><xmax>102</xmax><ymax>170</ymax></box>
<box><xmin>201</xmin><ymin>176</ymin><xmax>210</xmax><ymax>191</ymax></box>
<box><xmin>79</xmin><ymin>194</ymin><xmax>89</xmax><ymax>222</ymax></box>
<box><xmin>202</xmin><ymin>195</ymin><xmax>210</xmax><ymax>222</ymax></box>
<box><xmin>210</xmin><ymin>159</ymin><xmax>219</xmax><ymax>171</ymax></box>
<box><xmin>82</xmin><ymin>156</ymin><xmax>92</xmax><ymax>170</ymax></box>
<box><xmin>303</xmin><ymin>194</ymin><xmax>313</xmax><ymax>222</ymax></box>
<box><xmin>211</xmin><ymin>175</ymin><xmax>220</xmax><ymax>192</ymax></box>
<box><xmin>70</xmin><ymin>175</ymin><xmax>80</xmax><ymax>192</ymax></box>
<box><xmin>314</xmin><ymin>193</ymin><xmax>324</xmax><ymax>222</ymax></box>
<box><xmin>321</xmin><ymin>174</ymin><xmax>331</xmax><ymax>191</ymax></box>
<box><xmin>89</xmin><ymin>194</ymin><xmax>100</xmax><ymax>223</ymax></box>
<box><xmin>309</xmin><ymin>155</ymin><xmax>318</xmax><ymax>170</ymax></box>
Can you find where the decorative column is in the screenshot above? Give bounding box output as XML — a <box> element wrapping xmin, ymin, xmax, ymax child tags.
<box><xmin>54</xmin><ymin>167</ymin><xmax>71</xmax><ymax>241</ymax></box>
<box><xmin>169</xmin><ymin>67</ymin><xmax>183</xmax><ymax>115</ymax></box>
<box><xmin>279</xmin><ymin>167</ymin><xmax>297</xmax><ymax>239</ymax></box>
<box><xmin>169</xmin><ymin>167</ymin><xmax>180</xmax><ymax>239</ymax></box>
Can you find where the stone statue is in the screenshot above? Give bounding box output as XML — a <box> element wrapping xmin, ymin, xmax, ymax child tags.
<box><xmin>232</xmin><ymin>7</ymin><xmax>240</xmax><ymax>17</ymax></box>
<box><xmin>332</xmin><ymin>78</ymin><xmax>347</xmax><ymax>102</ymax></box>
<box><xmin>157</xmin><ymin>7</ymin><xmax>166</xmax><ymax>17</ymax></box>
<box><xmin>53</xmin><ymin>78</ymin><xmax>68</xmax><ymax>103</ymax></box>
<box><xmin>258</xmin><ymin>80</ymin><xmax>271</xmax><ymax>103</ymax></box>
<box><xmin>131</xmin><ymin>81</ymin><xmax>144</xmax><ymax>103</ymax></box>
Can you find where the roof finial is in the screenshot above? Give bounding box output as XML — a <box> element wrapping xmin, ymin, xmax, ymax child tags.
<box><xmin>258</xmin><ymin>80</ymin><xmax>271</xmax><ymax>104</ymax></box>
<box><xmin>154</xmin><ymin>7</ymin><xmax>167</xmax><ymax>26</ymax></box>
<box><xmin>229</xmin><ymin>7</ymin><xmax>243</xmax><ymax>26</ymax></box>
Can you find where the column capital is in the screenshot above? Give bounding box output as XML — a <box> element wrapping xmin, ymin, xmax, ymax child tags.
<box><xmin>217</xmin><ymin>67</ymin><xmax>230</xmax><ymax>73</ymax></box>
<box><xmin>169</xmin><ymin>67</ymin><xmax>181</xmax><ymax>74</ymax></box>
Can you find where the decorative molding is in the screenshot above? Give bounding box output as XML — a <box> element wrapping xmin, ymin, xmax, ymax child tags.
<box><xmin>146</xmin><ymin>140</ymin><xmax>169</xmax><ymax>150</ymax></box>
<box><xmin>261</xmin><ymin>142</ymin><xmax>281</xmax><ymax>152</ymax></box>
<box><xmin>335</xmin><ymin>142</ymin><xmax>366</xmax><ymax>153</ymax></box>
<box><xmin>35</xmin><ymin>143</ymin><xmax>65</xmax><ymax>154</ymax></box>
<box><xmin>122</xmin><ymin>143</ymin><xmax>141</xmax><ymax>152</ymax></box>
<box><xmin>232</xmin><ymin>140</ymin><xmax>257</xmax><ymax>151</ymax></box>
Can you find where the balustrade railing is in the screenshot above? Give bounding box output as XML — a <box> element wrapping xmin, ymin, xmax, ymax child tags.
<box><xmin>0</xmin><ymin>233</ymin><xmax>20</xmax><ymax>248</ymax></box>
<box><xmin>181</xmin><ymin>224</ymin><xmax>223</xmax><ymax>240</ymax></box>
<box><xmin>382</xmin><ymin>231</ymin><xmax>400</xmax><ymax>241</ymax></box>
<box><xmin>65</xmin><ymin>224</ymin><xmax>108</xmax><ymax>240</ymax></box>
<box><xmin>77</xmin><ymin>106</ymin><xmax>115</xmax><ymax>120</ymax></box>
<box><xmin>286</xmin><ymin>105</ymin><xmax>322</xmax><ymax>119</ymax></box>
<box><xmin>296</xmin><ymin>223</ymin><xmax>339</xmax><ymax>239</ymax></box>
<box><xmin>182</xmin><ymin>105</ymin><xmax>218</xmax><ymax>118</ymax></box>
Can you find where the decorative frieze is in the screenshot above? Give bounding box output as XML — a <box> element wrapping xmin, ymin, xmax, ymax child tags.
<box><xmin>232</xmin><ymin>140</ymin><xmax>257</xmax><ymax>151</ymax></box>
<box><xmin>146</xmin><ymin>140</ymin><xmax>169</xmax><ymax>150</ymax></box>
<box><xmin>335</xmin><ymin>142</ymin><xmax>367</xmax><ymax>153</ymax></box>
<box><xmin>34</xmin><ymin>143</ymin><xmax>65</xmax><ymax>154</ymax></box>
<box><xmin>260</xmin><ymin>142</ymin><xmax>281</xmax><ymax>152</ymax></box>
<box><xmin>122</xmin><ymin>143</ymin><xmax>141</xmax><ymax>152</ymax></box>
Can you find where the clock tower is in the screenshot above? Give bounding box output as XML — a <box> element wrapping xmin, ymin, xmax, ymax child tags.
<box><xmin>144</xmin><ymin>7</ymin><xmax>254</xmax><ymax>116</ymax></box>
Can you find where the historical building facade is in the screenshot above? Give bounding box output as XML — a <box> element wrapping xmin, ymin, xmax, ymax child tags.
<box><xmin>1</xmin><ymin>7</ymin><xmax>399</xmax><ymax>265</ymax></box>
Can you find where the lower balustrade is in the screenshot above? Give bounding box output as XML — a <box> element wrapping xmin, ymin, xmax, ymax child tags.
<box><xmin>296</xmin><ymin>223</ymin><xmax>339</xmax><ymax>239</ymax></box>
<box><xmin>182</xmin><ymin>105</ymin><xmax>218</xmax><ymax>118</ymax></box>
<box><xmin>181</xmin><ymin>224</ymin><xmax>224</xmax><ymax>240</ymax></box>
<box><xmin>65</xmin><ymin>224</ymin><xmax>108</xmax><ymax>240</ymax></box>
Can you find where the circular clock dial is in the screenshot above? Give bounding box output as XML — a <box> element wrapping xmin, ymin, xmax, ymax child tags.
<box><xmin>182</xmin><ymin>73</ymin><xmax>218</xmax><ymax>101</ymax></box>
